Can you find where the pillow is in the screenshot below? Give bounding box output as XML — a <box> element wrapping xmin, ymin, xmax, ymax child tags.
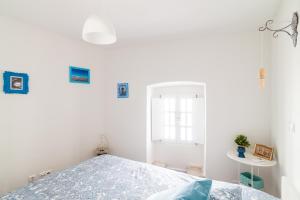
<box><xmin>147</xmin><ymin>188</ymin><xmax>178</xmax><ymax>200</ymax></box>
<box><xmin>175</xmin><ymin>179</ymin><xmax>212</xmax><ymax>200</ymax></box>
<box><xmin>147</xmin><ymin>179</ymin><xmax>212</xmax><ymax>200</ymax></box>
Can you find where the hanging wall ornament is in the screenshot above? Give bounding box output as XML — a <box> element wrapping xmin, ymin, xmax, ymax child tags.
<box><xmin>259</xmin><ymin>12</ymin><xmax>298</xmax><ymax>47</ymax></box>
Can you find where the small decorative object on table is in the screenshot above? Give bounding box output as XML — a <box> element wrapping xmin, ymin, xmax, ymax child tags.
<box><xmin>234</xmin><ymin>134</ymin><xmax>250</xmax><ymax>158</ymax></box>
<box><xmin>96</xmin><ymin>134</ymin><xmax>109</xmax><ymax>156</ymax></box>
<box><xmin>253</xmin><ymin>144</ymin><xmax>274</xmax><ymax>160</ymax></box>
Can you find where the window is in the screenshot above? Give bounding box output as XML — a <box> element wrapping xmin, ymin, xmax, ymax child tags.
<box><xmin>152</xmin><ymin>94</ymin><xmax>205</xmax><ymax>144</ymax></box>
<box><xmin>162</xmin><ymin>98</ymin><xmax>193</xmax><ymax>141</ymax></box>
<box><xmin>163</xmin><ymin>98</ymin><xmax>176</xmax><ymax>140</ymax></box>
<box><xmin>179</xmin><ymin>98</ymin><xmax>193</xmax><ymax>141</ymax></box>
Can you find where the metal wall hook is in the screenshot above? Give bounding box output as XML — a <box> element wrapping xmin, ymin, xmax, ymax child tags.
<box><xmin>259</xmin><ymin>12</ymin><xmax>298</xmax><ymax>47</ymax></box>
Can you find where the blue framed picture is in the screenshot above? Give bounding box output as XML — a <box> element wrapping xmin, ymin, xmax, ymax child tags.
<box><xmin>3</xmin><ymin>71</ymin><xmax>29</xmax><ymax>94</ymax></box>
<box><xmin>69</xmin><ymin>66</ymin><xmax>90</xmax><ymax>84</ymax></box>
<box><xmin>117</xmin><ymin>83</ymin><xmax>129</xmax><ymax>98</ymax></box>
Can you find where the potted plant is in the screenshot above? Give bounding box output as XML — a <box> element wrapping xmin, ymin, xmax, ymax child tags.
<box><xmin>234</xmin><ymin>134</ymin><xmax>250</xmax><ymax>158</ymax></box>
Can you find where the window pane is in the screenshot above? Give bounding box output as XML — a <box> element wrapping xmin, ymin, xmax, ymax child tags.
<box><xmin>187</xmin><ymin>99</ymin><xmax>192</xmax><ymax>112</ymax></box>
<box><xmin>170</xmin><ymin>98</ymin><xmax>175</xmax><ymax>111</ymax></box>
<box><xmin>187</xmin><ymin>128</ymin><xmax>192</xmax><ymax>141</ymax></box>
<box><xmin>164</xmin><ymin>98</ymin><xmax>176</xmax><ymax>111</ymax></box>
<box><xmin>181</xmin><ymin>127</ymin><xmax>186</xmax><ymax>140</ymax></box>
<box><xmin>170</xmin><ymin>126</ymin><xmax>176</xmax><ymax>140</ymax></box>
<box><xmin>164</xmin><ymin>112</ymin><xmax>170</xmax><ymax>125</ymax></box>
<box><xmin>164</xmin><ymin>98</ymin><xmax>169</xmax><ymax>111</ymax></box>
<box><xmin>180</xmin><ymin>98</ymin><xmax>186</xmax><ymax>112</ymax></box>
<box><xmin>161</xmin><ymin>96</ymin><xmax>199</xmax><ymax>142</ymax></box>
<box><xmin>187</xmin><ymin>113</ymin><xmax>192</xmax><ymax>126</ymax></box>
<box><xmin>170</xmin><ymin>112</ymin><xmax>175</xmax><ymax>126</ymax></box>
<box><xmin>180</xmin><ymin>113</ymin><xmax>186</xmax><ymax>126</ymax></box>
<box><xmin>164</xmin><ymin>126</ymin><xmax>169</xmax><ymax>139</ymax></box>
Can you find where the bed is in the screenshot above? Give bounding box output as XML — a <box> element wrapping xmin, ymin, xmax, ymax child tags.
<box><xmin>1</xmin><ymin>155</ymin><xmax>278</xmax><ymax>200</ymax></box>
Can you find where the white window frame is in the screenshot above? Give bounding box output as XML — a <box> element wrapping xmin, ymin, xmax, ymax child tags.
<box><xmin>151</xmin><ymin>93</ymin><xmax>205</xmax><ymax>145</ymax></box>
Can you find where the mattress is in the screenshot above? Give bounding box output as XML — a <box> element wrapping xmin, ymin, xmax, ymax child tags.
<box><xmin>1</xmin><ymin>155</ymin><xmax>278</xmax><ymax>200</ymax></box>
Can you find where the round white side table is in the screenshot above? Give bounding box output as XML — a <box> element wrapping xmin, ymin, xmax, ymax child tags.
<box><xmin>227</xmin><ymin>150</ymin><xmax>277</xmax><ymax>188</ymax></box>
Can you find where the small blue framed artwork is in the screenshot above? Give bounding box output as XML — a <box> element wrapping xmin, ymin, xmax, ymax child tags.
<box><xmin>3</xmin><ymin>71</ymin><xmax>29</xmax><ymax>94</ymax></box>
<box><xmin>117</xmin><ymin>83</ymin><xmax>129</xmax><ymax>98</ymax></box>
<box><xmin>69</xmin><ymin>66</ymin><xmax>90</xmax><ymax>84</ymax></box>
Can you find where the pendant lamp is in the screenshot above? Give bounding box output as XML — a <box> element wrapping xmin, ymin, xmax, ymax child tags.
<box><xmin>82</xmin><ymin>15</ymin><xmax>116</xmax><ymax>45</ymax></box>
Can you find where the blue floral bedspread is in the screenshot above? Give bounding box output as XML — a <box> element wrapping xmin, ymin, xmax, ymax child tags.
<box><xmin>1</xmin><ymin>155</ymin><xmax>278</xmax><ymax>200</ymax></box>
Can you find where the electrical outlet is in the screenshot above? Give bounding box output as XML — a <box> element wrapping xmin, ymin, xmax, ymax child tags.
<box><xmin>28</xmin><ymin>175</ymin><xmax>36</xmax><ymax>183</ymax></box>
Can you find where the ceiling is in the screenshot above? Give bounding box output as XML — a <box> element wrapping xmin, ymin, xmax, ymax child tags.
<box><xmin>0</xmin><ymin>0</ymin><xmax>280</xmax><ymax>44</ymax></box>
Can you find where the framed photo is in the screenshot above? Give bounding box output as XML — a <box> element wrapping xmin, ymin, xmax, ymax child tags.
<box><xmin>69</xmin><ymin>66</ymin><xmax>90</xmax><ymax>84</ymax></box>
<box><xmin>253</xmin><ymin>144</ymin><xmax>274</xmax><ymax>160</ymax></box>
<box><xmin>117</xmin><ymin>83</ymin><xmax>129</xmax><ymax>98</ymax></box>
<box><xmin>3</xmin><ymin>71</ymin><xmax>29</xmax><ymax>94</ymax></box>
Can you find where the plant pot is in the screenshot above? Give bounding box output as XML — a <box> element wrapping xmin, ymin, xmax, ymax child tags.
<box><xmin>237</xmin><ymin>146</ymin><xmax>246</xmax><ymax>158</ymax></box>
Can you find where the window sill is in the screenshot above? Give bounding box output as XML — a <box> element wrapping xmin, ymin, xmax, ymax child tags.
<box><xmin>152</xmin><ymin>139</ymin><xmax>202</xmax><ymax>146</ymax></box>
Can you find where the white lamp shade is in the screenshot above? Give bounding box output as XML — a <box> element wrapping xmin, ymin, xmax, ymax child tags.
<box><xmin>82</xmin><ymin>15</ymin><xmax>116</xmax><ymax>45</ymax></box>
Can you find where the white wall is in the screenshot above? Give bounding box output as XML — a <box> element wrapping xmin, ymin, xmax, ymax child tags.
<box><xmin>103</xmin><ymin>32</ymin><xmax>272</xmax><ymax>191</ymax></box>
<box><xmin>271</xmin><ymin>0</ymin><xmax>300</xmax><ymax>197</ymax></box>
<box><xmin>0</xmin><ymin>17</ymin><xmax>105</xmax><ymax>195</ymax></box>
